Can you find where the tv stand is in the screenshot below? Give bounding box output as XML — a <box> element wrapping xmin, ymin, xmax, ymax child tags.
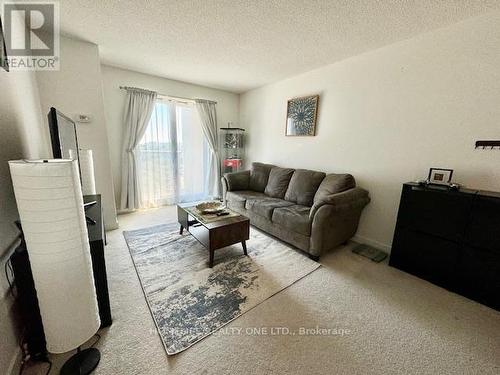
<box><xmin>84</xmin><ymin>200</ymin><xmax>97</xmax><ymax>209</ymax></box>
<box><xmin>83</xmin><ymin>194</ymin><xmax>112</xmax><ymax>326</ymax></box>
<box><xmin>86</xmin><ymin>216</ymin><xmax>97</xmax><ymax>225</ymax></box>
<box><xmin>84</xmin><ymin>200</ymin><xmax>97</xmax><ymax>225</ymax></box>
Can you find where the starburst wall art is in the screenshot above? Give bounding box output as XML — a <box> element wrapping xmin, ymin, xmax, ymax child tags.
<box><xmin>285</xmin><ymin>95</ymin><xmax>319</xmax><ymax>136</ymax></box>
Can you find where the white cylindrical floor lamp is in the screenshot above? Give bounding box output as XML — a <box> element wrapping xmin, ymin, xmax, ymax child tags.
<box><xmin>9</xmin><ymin>159</ymin><xmax>101</xmax><ymax>375</ymax></box>
<box><xmin>77</xmin><ymin>149</ymin><xmax>96</xmax><ymax>195</ymax></box>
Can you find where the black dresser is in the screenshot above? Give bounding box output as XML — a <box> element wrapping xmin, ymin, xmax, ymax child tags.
<box><xmin>389</xmin><ymin>182</ymin><xmax>500</xmax><ymax>311</ymax></box>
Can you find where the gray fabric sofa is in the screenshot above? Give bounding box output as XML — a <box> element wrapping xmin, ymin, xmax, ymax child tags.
<box><xmin>221</xmin><ymin>162</ymin><xmax>370</xmax><ymax>260</ymax></box>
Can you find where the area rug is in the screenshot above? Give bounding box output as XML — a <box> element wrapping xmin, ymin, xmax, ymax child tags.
<box><xmin>123</xmin><ymin>222</ymin><xmax>320</xmax><ymax>355</ymax></box>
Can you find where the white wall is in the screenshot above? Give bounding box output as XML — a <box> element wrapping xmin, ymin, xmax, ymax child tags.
<box><xmin>36</xmin><ymin>37</ymin><xmax>118</xmax><ymax>229</ymax></box>
<box><xmin>240</xmin><ymin>11</ymin><xmax>500</xmax><ymax>251</ymax></box>
<box><xmin>100</xmin><ymin>65</ymin><xmax>240</xmax><ymax>210</ymax></box>
<box><xmin>0</xmin><ymin>24</ymin><xmax>49</xmax><ymax>375</ymax></box>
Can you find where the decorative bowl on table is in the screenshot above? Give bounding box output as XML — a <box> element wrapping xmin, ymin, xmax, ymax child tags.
<box><xmin>196</xmin><ymin>202</ymin><xmax>224</xmax><ymax>214</ymax></box>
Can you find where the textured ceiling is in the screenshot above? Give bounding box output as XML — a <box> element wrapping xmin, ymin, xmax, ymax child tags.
<box><xmin>57</xmin><ymin>0</ymin><xmax>500</xmax><ymax>93</ymax></box>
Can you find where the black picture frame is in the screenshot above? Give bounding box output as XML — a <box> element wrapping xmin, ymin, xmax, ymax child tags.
<box><xmin>0</xmin><ymin>15</ymin><xmax>9</xmax><ymax>72</ymax></box>
<box><xmin>428</xmin><ymin>168</ymin><xmax>453</xmax><ymax>185</ymax></box>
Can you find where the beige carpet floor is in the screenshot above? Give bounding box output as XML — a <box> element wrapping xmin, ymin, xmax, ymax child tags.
<box><xmin>25</xmin><ymin>206</ymin><xmax>500</xmax><ymax>375</ymax></box>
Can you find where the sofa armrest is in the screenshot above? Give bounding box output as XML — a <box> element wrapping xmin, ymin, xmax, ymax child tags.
<box><xmin>222</xmin><ymin>170</ymin><xmax>251</xmax><ymax>192</ymax></box>
<box><xmin>310</xmin><ymin>187</ymin><xmax>370</xmax><ymax>219</ymax></box>
<box><xmin>309</xmin><ymin>187</ymin><xmax>370</xmax><ymax>256</ymax></box>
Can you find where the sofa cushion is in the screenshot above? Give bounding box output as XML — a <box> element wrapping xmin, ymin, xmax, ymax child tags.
<box><xmin>249</xmin><ymin>162</ymin><xmax>275</xmax><ymax>192</ymax></box>
<box><xmin>224</xmin><ymin>170</ymin><xmax>250</xmax><ymax>191</ymax></box>
<box><xmin>264</xmin><ymin>167</ymin><xmax>295</xmax><ymax>198</ymax></box>
<box><xmin>244</xmin><ymin>209</ymin><xmax>311</xmax><ymax>251</ymax></box>
<box><xmin>313</xmin><ymin>174</ymin><xmax>356</xmax><ymax>205</ymax></box>
<box><xmin>226</xmin><ymin>190</ymin><xmax>267</xmax><ymax>210</ymax></box>
<box><xmin>272</xmin><ymin>205</ymin><xmax>312</xmax><ymax>236</ymax></box>
<box><xmin>245</xmin><ymin>198</ymin><xmax>294</xmax><ymax>220</ymax></box>
<box><xmin>284</xmin><ymin>169</ymin><xmax>326</xmax><ymax>206</ymax></box>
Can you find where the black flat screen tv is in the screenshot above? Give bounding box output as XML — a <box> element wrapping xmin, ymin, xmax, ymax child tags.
<box><xmin>47</xmin><ymin>108</ymin><xmax>97</xmax><ymax>217</ymax></box>
<box><xmin>0</xmin><ymin>15</ymin><xmax>8</xmax><ymax>72</ymax></box>
<box><xmin>47</xmin><ymin>107</ymin><xmax>81</xmax><ymax>176</ymax></box>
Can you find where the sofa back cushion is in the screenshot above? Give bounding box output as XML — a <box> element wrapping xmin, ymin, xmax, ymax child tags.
<box><xmin>264</xmin><ymin>167</ymin><xmax>295</xmax><ymax>198</ymax></box>
<box><xmin>224</xmin><ymin>170</ymin><xmax>250</xmax><ymax>191</ymax></box>
<box><xmin>313</xmin><ymin>174</ymin><xmax>356</xmax><ymax>204</ymax></box>
<box><xmin>284</xmin><ymin>169</ymin><xmax>326</xmax><ymax>206</ymax></box>
<box><xmin>249</xmin><ymin>162</ymin><xmax>275</xmax><ymax>192</ymax></box>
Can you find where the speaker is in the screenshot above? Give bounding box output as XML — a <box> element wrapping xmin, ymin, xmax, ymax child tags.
<box><xmin>10</xmin><ymin>230</ymin><xmax>47</xmax><ymax>360</ymax></box>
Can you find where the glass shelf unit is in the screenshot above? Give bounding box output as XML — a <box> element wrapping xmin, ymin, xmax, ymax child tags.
<box><xmin>220</xmin><ymin>127</ymin><xmax>245</xmax><ymax>174</ymax></box>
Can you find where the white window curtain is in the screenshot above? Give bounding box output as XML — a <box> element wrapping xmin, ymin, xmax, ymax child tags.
<box><xmin>195</xmin><ymin>99</ymin><xmax>221</xmax><ymax>198</ymax></box>
<box><xmin>136</xmin><ymin>100</ymin><xmax>210</xmax><ymax>208</ymax></box>
<box><xmin>120</xmin><ymin>88</ymin><xmax>158</xmax><ymax>210</ymax></box>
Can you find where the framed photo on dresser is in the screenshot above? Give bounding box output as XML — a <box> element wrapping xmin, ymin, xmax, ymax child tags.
<box><xmin>428</xmin><ymin>168</ymin><xmax>453</xmax><ymax>186</ymax></box>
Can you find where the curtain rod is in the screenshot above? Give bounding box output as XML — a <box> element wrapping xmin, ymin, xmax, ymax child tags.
<box><xmin>119</xmin><ymin>86</ymin><xmax>217</xmax><ymax>104</ymax></box>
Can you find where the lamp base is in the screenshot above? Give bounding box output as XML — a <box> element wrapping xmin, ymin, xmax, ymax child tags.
<box><xmin>60</xmin><ymin>348</ymin><xmax>100</xmax><ymax>375</ymax></box>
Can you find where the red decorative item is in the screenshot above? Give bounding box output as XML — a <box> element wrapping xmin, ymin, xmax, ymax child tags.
<box><xmin>223</xmin><ymin>159</ymin><xmax>243</xmax><ymax>168</ymax></box>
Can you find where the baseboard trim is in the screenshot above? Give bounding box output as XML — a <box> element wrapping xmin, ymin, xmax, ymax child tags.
<box><xmin>352</xmin><ymin>234</ymin><xmax>391</xmax><ymax>253</ymax></box>
<box><xmin>105</xmin><ymin>221</ymin><xmax>119</xmax><ymax>231</ymax></box>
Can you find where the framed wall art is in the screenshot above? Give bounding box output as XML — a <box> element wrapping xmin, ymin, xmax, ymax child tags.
<box><xmin>285</xmin><ymin>95</ymin><xmax>319</xmax><ymax>136</ymax></box>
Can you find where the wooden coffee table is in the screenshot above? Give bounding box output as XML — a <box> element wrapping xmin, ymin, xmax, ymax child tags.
<box><xmin>177</xmin><ymin>204</ymin><xmax>250</xmax><ymax>267</ymax></box>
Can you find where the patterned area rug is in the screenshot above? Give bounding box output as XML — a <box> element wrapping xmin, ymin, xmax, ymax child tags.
<box><xmin>123</xmin><ymin>222</ymin><xmax>320</xmax><ymax>355</ymax></box>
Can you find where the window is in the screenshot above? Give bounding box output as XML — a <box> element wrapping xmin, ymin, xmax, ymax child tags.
<box><xmin>136</xmin><ymin>100</ymin><xmax>209</xmax><ymax>207</ymax></box>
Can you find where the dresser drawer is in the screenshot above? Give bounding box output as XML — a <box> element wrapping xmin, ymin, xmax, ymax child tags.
<box><xmin>464</xmin><ymin>195</ymin><xmax>500</xmax><ymax>254</ymax></box>
<box><xmin>458</xmin><ymin>246</ymin><xmax>500</xmax><ymax>310</ymax></box>
<box><xmin>391</xmin><ymin>228</ymin><xmax>460</xmax><ymax>289</ymax></box>
<box><xmin>397</xmin><ymin>187</ymin><xmax>473</xmax><ymax>241</ymax></box>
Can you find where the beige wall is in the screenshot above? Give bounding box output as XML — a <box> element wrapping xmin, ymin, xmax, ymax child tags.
<box><xmin>36</xmin><ymin>37</ymin><xmax>118</xmax><ymax>229</ymax></box>
<box><xmin>1</xmin><ymin>35</ymin><xmax>119</xmax><ymax>373</ymax></box>
<box><xmin>0</xmin><ymin>3</ymin><xmax>51</xmax><ymax>372</ymax></box>
<box><xmin>240</xmin><ymin>11</ymin><xmax>500</xmax><ymax>251</ymax></box>
<box><xmin>0</xmin><ymin>48</ymin><xmax>49</xmax><ymax>375</ymax></box>
<box><xmin>100</xmin><ymin>65</ymin><xmax>240</xmax><ymax>211</ymax></box>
